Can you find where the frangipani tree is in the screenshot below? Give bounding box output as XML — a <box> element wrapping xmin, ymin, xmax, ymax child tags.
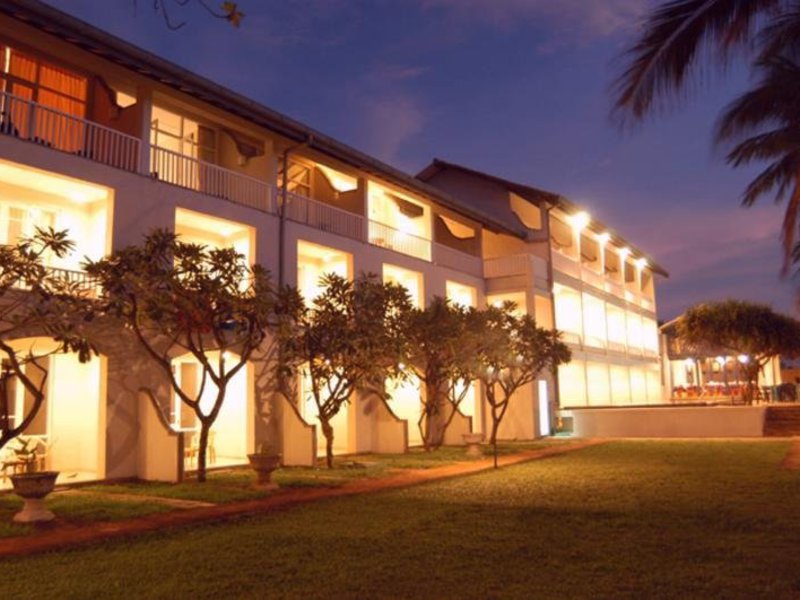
<box><xmin>86</xmin><ymin>230</ymin><xmax>302</xmax><ymax>481</ymax></box>
<box><xmin>403</xmin><ymin>297</ymin><xmax>482</xmax><ymax>450</ymax></box>
<box><xmin>287</xmin><ymin>273</ymin><xmax>411</xmax><ymax>468</ymax></box>
<box><xmin>0</xmin><ymin>228</ymin><xmax>95</xmax><ymax>453</ymax></box>
<box><xmin>474</xmin><ymin>303</ymin><xmax>571</xmax><ymax>468</ymax></box>
<box><xmin>673</xmin><ymin>300</ymin><xmax>800</xmax><ymax>403</ymax></box>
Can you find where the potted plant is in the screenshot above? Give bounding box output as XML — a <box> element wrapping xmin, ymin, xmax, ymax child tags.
<box><xmin>247</xmin><ymin>443</ymin><xmax>282</xmax><ymax>489</ymax></box>
<box><xmin>9</xmin><ymin>437</ymin><xmax>58</xmax><ymax>523</ymax></box>
<box><xmin>462</xmin><ymin>432</ymin><xmax>485</xmax><ymax>458</ymax></box>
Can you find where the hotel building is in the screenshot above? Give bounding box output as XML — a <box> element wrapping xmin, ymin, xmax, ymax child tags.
<box><xmin>0</xmin><ymin>1</ymin><xmax>667</xmax><ymax>484</ymax></box>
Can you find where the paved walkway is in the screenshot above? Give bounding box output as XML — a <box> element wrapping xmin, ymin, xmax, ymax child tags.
<box><xmin>0</xmin><ymin>440</ymin><xmax>603</xmax><ymax>559</ymax></box>
<box><xmin>780</xmin><ymin>438</ymin><xmax>800</xmax><ymax>470</ymax></box>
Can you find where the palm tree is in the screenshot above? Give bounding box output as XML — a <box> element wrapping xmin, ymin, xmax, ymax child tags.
<box><xmin>613</xmin><ymin>0</ymin><xmax>800</xmax><ymax>267</ymax></box>
<box><xmin>715</xmin><ymin>53</ymin><xmax>800</xmax><ymax>267</ymax></box>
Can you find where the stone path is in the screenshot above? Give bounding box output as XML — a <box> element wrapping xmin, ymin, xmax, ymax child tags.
<box><xmin>780</xmin><ymin>438</ymin><xmax>800</xmax><ymax>470</ymax></box>
<box><xmin>0</xmin><ymin>439</ymin><xmax>603</xmax><ymax>558</ymax></box>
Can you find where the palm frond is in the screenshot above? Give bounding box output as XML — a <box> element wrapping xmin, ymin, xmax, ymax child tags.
<box><xmin>736</xmin><ymin>151</ymin><xmax>800</xmax><ymax>205</ymax></box>
<box><xmin>727</xmin><ymin>129</ymin><xmax>800</xmax><ymax>167</ymax></box>
<box><xmin>716</xmin><ymin>55</ymin><xmax>800</xmax><ymax>141</ymax></box>
<box><xmin>758</xmin><ymin>2</ymin><xmax>800</xmax><ymax>59</ymax></box>
<box><xmin>612</xmin><ymin>0</ymin><xmax>781</xmax><ymax>125</ymax></box>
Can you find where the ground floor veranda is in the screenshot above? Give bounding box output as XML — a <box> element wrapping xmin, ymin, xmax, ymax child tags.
<box><xmin>1</xmin><ymin>335</ymin><xmax>562</xmax><ymax>487</ymax></box>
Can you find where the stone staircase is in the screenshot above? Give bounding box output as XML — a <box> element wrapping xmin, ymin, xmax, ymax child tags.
<box><xmin>763</xmin><ymin>406</ymin><xmax>800</xmax><ymax>437</ymax></box>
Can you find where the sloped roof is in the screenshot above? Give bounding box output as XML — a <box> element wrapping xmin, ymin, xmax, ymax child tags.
<box><xmin>419</xmin><ymin>159</ymin><xmax>669</xmax><ymax>277</ymax></box>
<box><xmin>0</xmin><ymin>0</ymin><xmax>526</xmax><ymax>238</ymax></box>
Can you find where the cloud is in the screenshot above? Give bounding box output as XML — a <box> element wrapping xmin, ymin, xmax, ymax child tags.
<box><xmin>419</xmin><ymin>0</ymin><xmax>648</xmax><ymax>39</ymax></box>
<box><xmin>624</xmin><ymin>204</ymin><xmax>797</xmax><ymax>319</ymax></box>
<box><xmin>361</xmin><ymin>94</ymin><xmax>426</xmax><ymax>164</ymax></box>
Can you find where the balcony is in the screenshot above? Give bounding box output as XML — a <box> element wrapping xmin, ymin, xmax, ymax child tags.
<box><xmin>369</xmin><ymin>221</ymin><xmax>431</xmax><ymax>262</ymax></box>
<box><xmin>151</xmin><ymin>146</ymin><xmax>273</xmax><ymax>214</ymax></box>
<box><xmin>0</xmin><ymin>91</ymin><xmax>140</xmax><ymax>173</ymax></box>
<box><xmin>283</xmin><ymin>190</ymin><xmax>365</xmax><ymax>242</ymax></box>
<box><xmin>12</xmin><ymin>266</ymin><xmax>98</xmax><ymax>297</ymax></box>
<box><xmin>484</xmin><ymin>253</ymin><xmax>549</xmax><ymax>292</ymax></box>
<box><xmin>551</xmin><ymin>250</ymin><xmax>580</xmax><ymax>279</ymax></box>
<box><xmin>434</xmin><ymin>243</ymin><xmax>482</xmax><ymax>277</ymax></box>
<box><xmin>560</xmin><ymin>331</ymin><xmax>582</xmax><ymax>346</ymax></box>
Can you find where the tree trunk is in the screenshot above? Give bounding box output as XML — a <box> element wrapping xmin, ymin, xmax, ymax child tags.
<box><xmin>320</xmin><ymin>417</ymin><xmax>335</xmax><ymax>469</ymax></box>
<box><xmin>489</xmin><ymin>401</ymin><xmax>500</xmax><ymax>469</ymax></box>
<box><xmin>196</xmin><ymin>420</ymin><xmax>210</xmax><ymax>483</ymax></box>
<box><xmin>418</xmin><ymin>412</ymin><xmax>430</xmax><ymax>452</ymax></box>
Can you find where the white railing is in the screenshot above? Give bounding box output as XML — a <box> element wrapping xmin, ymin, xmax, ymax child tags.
<box><xmin>581</xmin><ymin>266</ymin><xmax>605</xmax><ymax>291</ymax></box>
<box><xmin>434</xmin><ymin>243</ymin><xmax>482</xmax><ymax>277</ymax></box>
<box><xmin>551</xmin><ymin>250</ymin><xmax>580</xmax><ymax>279</ymax></box>
<box><xmin>282</xmin><ymin>190</ymin><xmax>365</xmax><ymax>241</ymax></box>
<box><xmin>150</xmin><ymin>146</ymin><xmax>273</xmax><ymax>213</ymax></box>
<box><xmin>604</xmin><ymin>279</ymin><xmax>625</xmax><ymax>298</ymax></box>
<box><xmin>0</xmin><ymin>91</ymin><xmax>140</xmax><ymax>172</ymax></box>
<box><xmin>608</xmin><ymin>340</ymin><xmax>627</xmax><ymax>353</ymax></box>
<box><xmin>12</xmin><ymin>266</ymin><xmax>98</xmax><ymax>296</ymax></box>
<box><xmin>483</xmin><ymin>254</ymin><xmax>530</xmax><ymax>278</ymax></box>
<box><xmin>369</xmin><ymin>221</ymin><xmax>431</xmax><ymax>261</ymax></box>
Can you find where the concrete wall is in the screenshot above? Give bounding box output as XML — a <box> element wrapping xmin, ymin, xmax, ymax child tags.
<box><xmin>571</xmin><ymin>406</ymin><xmax>767</xmax><ymax>438</ymax></box>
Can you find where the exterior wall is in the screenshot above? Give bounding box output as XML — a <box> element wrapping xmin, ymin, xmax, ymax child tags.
<box><xmin>571</xmin><ymin>406</ymin><xmax>767</xmax><ymax>438</ymax></box>
<box><xmin>0</xmin><ymin>7</ymin><xmax>671</xmax><ymax>483</ymax></box>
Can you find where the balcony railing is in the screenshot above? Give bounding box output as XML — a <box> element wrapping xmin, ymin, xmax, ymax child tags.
<box><xmin>580</xmin><ymin>266</ymin><xmax>605</xmax><ymax>291</ymax></box>
<box><xmin>282</xmin><ymin>190</ymin><xmax>365</xmax><ymax>241</ymax></box>
<box><xmin>0</xmin><ymin>91</ymin><xmax>140</xmax><ymax>172</ymax></box>
<box><xmin>368</xmin><ymin>221</ymin><xmax>431</xmax><ymax>261</ymax></box>
<box><xmin>434</xmin><ymin>243</ymin><xmax>482</xmax><ymax>277</ymax></box>
<box><xmin>604</xmin><ymin>279</ymin><xmax>625</xmax><ymax>298</ymax></box>
<box><xmin>560</xmin><ymin>331</ymin><xmax>582</xmax><ymax>346</ymax></box>
<box><xmin>608</xmin><ymin>340</ymin><xmax>626</xmax><ymax>352</ymax></box>
<box><xmin>551</xmin><ymin>250</ymin><xmax>580</xmax><ymax>279</ymax></box>
<box><xmin>11</xmin><ymin>266</ymin><xmax>98</xmax><ymax>296</ymax></box>
<box><xmin>151</xmin><ymin>146</ymin><xmax>273</xmax><ymax>213</ymax></box>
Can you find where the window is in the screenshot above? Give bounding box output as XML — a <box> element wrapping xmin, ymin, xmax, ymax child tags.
<box><xmin>0</xmin><ymin>45</ymin><xmax>88</xmax><ymax>151</ymax></box>
<box><xmin>1</xmin><ymin>204</ymin><xmax>56</xmax><ymax>261</ymax></box>
<box><xmin>446</xmin><ymin>281</ymin><xmax>477</xmax><ymax>309</ymax></box>
<box><xmin>151</xmin><ymin>105</ymin><xmax>217</xmax><ymax>163</ymax></box>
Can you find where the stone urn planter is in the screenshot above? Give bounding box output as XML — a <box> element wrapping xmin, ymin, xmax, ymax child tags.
<box><xmin>247</xmin><ymin>453</ymin><xmax>281</xmax><ymax>489</ymax></box>
<box><xmin>462</xmin><ymin>433</ymin><xmax>485</xmax><ymax>458</ymax></box>
<box><xmin>10</xmin><ymin>471</ymin><xmax>59</xmax><ymax>523</ymax></box>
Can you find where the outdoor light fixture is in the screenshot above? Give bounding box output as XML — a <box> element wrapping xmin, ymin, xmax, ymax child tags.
<box><xmin>738</xmin><ymin>355</ymin><xmax>750</xmax><ymax>364</ymax></box>
<box><xmin>597</xmin><ymin>232</ymin><xmax>611</xmax><ymax>244</ymax></box>
<box><xmin>716</xmin><ymin>356</ymin><xmax>727</xmax><ymax>365</ymax></box>
<box><xmin>684</xmin><ymin>358</ymin><xmax>695</xmax><ymax>367</ymax></box>
<box><xmin>635</xmin><ymin>257</ymin><xmax>648</xmax><ymax>269</ymax></box>
<box><xmin>569</xmin><ymin>211</ymin><xmax>590</xmax><ymax>230</ymax></box>
<box><xmin>619</xmin><ymin>247</ymin><xmax>631</xmax><ymax>258</ymax></box>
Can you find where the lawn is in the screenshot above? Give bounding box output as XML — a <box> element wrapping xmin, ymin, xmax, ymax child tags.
<box><xmin>0</xmin><ymin>492</ymin><xmax>175</xmax><ymax>539</ymax></box>
<box><xmin>1</xmin><ymin>440</ymin><xmax>798</xmax><ymax>599</ymax></box>
<box><xmin>79</xmin><ymin>441</ymin><xmax>562</xmax><ymax>501</ymax></box>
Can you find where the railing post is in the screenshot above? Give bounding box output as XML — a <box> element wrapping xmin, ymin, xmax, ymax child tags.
<box><xmin>136</xmin><ymin>85</ymin><xmax>153</xmax><ymax>176</ymax></box>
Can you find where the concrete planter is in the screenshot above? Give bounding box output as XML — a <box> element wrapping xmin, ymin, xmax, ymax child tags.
<box><xmin>462</xmin><ymin>433</ymin><xmax>485</xmax><ymax>458</ymax></box>
<box><xmin>247</xmin><ymin>453</ymin><xmax>281</xmax><ymax>489</ymax></box>
<box><xmin>10</xmin><ymin>471</ymin><xmax>59</xmax><ymax>523</ymax></box>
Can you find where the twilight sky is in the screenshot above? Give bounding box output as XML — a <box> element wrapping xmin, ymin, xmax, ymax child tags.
<box><xmin>43</xmin><ymin>0</ymin><xmax>796</xmax><ymax>320</ymax></box>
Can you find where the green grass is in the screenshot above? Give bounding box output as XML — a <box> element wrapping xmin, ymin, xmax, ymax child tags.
<box><xmin>2</xmin><ymin>440</ymin><xmax>799</xmax><ymax>599</ymax></box>
<box><xmin>0</xmin><ymin>492</ymin><xmax>174</xmax><ymax>539</ymax></box>
<box><xmin>84</xmin><ymin>470</ymin><xmax>271</xmax><ymax>504</ymax></box>
<box><xmin>81</xmin><ymin>441</ymin><xmax>564</xmax><ymax>496</ymax></box>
